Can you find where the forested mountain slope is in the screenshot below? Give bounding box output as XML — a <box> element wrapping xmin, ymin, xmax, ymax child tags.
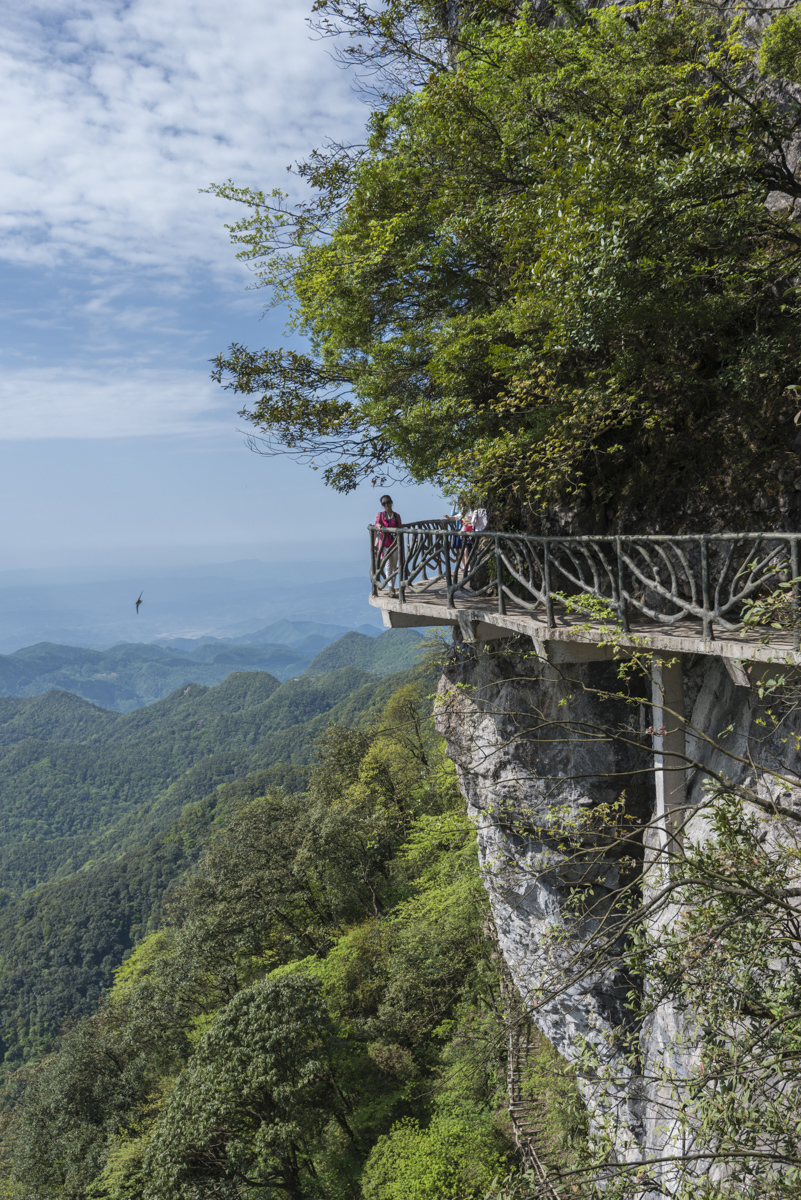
<box><xmin>0</xmin><ymin>627</ymin><xmax>418</xmax><ymax>711</ymax></box>
<box><xmin>0</xmin><ymin>668</ymin><xmax>586</xmax><ymax>1200</ymax></box>
<box><xmin>0</xmin><ymin>658</ymin><xmax>438</xmax><ymax>1072</ymax></box>
<box><xmin>303</xmin><ymin>628</ymin><xmax>425</xmax><ymax>676</ymax></box>
<box><xmin>0</xmin><ymin>665</ymin><xmax>415</xmax><ymax>894</ymax></box>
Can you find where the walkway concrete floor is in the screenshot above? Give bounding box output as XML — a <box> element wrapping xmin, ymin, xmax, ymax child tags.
<box><xmin>370</xmin><ymin>582</ymin><xmax>800</xmax><ymax>668</ymax></box>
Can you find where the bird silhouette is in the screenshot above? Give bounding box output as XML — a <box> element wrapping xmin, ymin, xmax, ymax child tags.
<box><xmin>135</xmin><ymin>592</ymin><xmax>143</xmax><ymax>614</ymax></box>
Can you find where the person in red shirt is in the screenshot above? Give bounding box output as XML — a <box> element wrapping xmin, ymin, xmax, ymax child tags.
<box><xmin>374</xmin><ymin>494</ymin><xmax>402</xmax><ymax>596</ymax></box>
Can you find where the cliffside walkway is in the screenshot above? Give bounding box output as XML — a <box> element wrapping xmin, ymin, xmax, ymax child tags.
<box><xmin>368</xmin><ymin>523</ymin><xmax>801</xmax><ymax>670</ymax></box>
<box><xmin>369</xmin><ymin>522</ymin><xmax>801</xmax><ymax>897</ymax></box>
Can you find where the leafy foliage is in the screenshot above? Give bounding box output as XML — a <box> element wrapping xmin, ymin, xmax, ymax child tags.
<box><xmin>143</xmin><ymin>976</ymin><xmax>347</xmax><ymax>1200</ymax></box>
<box><xmin>211</xmin><ymin>0</ymin><xmax>801</xmax><ymax>527</ymax></box>
<box><xmin>360</xmin><ymin>1113</ymin><xmax>503</xmax><ymax>1200</ymax></box>
<box><xmin>0</xmin><ymin>676</ymin><xmax>549</xmax><ymax>1200</ymax></box>
<box><xmin>759</xmin><ymin>5</ymin><xmax>801</xmax><ymax>82</ymax></box>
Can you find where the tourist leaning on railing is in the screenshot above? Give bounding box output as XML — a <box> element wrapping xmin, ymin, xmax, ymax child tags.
<box><xmin>374</xmin><ymin>494</ymin><xmax>402</xmax><ymax>597</ymax></box>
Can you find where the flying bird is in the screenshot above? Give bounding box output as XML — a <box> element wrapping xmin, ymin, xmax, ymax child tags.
<box><xmin>135</xmin><ymin>592</ymin><xmax>143</xmax><ymax>614</ymax></box>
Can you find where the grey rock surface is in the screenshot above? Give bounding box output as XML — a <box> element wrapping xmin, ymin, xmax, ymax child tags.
<box><xmin>435</xmin><ymin>635</ymin><xmax>801</xmax><ymax>1190</ymax></box>
<box><xmin>435</xmin><ymin>637</ymin><xmax>653</xmax><ymax>1158</ymax></box>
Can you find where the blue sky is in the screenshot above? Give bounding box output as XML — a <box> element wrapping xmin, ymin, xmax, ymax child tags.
<box><xmin>0</xmin><ymin>0</ymin><xmax>444</xmax><ymax>570</ymax></box>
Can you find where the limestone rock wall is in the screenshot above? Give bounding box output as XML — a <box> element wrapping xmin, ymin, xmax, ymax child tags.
<box><xmin>434</xmin><ymin>636</ymin><xmax>801</xmax><ymax>1185</ymax></box>
<box><xmin>434</xmin><ymin>637</ymin><xmax>653</xmax><ymax>1159</ymax></box>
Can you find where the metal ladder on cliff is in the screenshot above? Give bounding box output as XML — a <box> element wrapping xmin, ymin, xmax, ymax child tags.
<box><xmin>507</xmin><ymin>1021</ymin><xmax>566</xmax><ymax>1200</ymax></box>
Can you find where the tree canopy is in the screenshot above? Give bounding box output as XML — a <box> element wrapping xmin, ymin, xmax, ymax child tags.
<box><xmin>1</xmin><ymin>677</ymin><xmax>530</xmax><ymax>1200</ymax></box>
<box><xmin>211</xmin><ymin>0</ymin><xmax>801</xmax><ymax>528</ymax></box>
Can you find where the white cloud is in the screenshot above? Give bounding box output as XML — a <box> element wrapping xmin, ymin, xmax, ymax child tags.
<box><xmin>0</xmin><ymin>0</ymin><xmax>363</xmax><ymax>273</ymax></box>
<box><xmin>0</xmin><ymin>364</ymin><xmax>234</xmax><ymax>437</ymax></box>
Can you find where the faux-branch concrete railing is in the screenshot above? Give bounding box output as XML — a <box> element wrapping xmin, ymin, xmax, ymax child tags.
<box><xmin>368</xmin><ymin>523</ymin><xmax>801</xmax><ymax>650</ymax></box>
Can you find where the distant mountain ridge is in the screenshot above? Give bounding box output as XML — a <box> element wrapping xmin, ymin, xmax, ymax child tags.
<box><xmin>156</xmin><ymin>618</ymin><xmax>380</xmax><ymax>652</ymax></box>
<box><xmin>0</xmin><ymin>624</ymin><xmax>428</xmax><ymax>712</ymax></box>
<box><xmin>0</xmin><ymin>558</ymin><xmax>382</xmax><ymax>653</ymax></box>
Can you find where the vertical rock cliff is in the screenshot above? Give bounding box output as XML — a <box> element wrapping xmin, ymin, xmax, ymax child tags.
<box><xmin>434</xmin><ymin>635</ymin><xmax>801</xmax><ymax>1191</ymax></box>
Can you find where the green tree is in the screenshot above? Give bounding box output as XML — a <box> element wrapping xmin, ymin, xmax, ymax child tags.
<box><xmin>759</xmin><ymin>5</ymin><xmax>801</xmax><ymax>82</ymax></box>
<box><xmin>361</xmin><ymin>1113</ymin><xmax>503</xmax><ymax>1200</ymax></box>
<box><xmin>211</xmin><ymin>0</ymin><xmax>801</xmax><ymax>525</ymax></box>
<box><xmin>2</xmin><ymin>1014</ymin><xmax>159</xmax><ymax>1200</ymax></box>
<box><xmin>143</xmin><ymin>975</ymin><xmax>352</xmax><ymax>1200</ymax></box>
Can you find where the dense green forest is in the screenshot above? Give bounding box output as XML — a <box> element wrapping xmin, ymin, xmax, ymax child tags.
<box><xmin>0</xmin><ymin>629</ymin><xmax>424</xmax><ymax>712</ymax></box>
<box><xmin>0</xmin><ymin>653</ymin><xmax>440</xmax><ymax>1074</ymax></box>
<box><xmin>0</xmin><ymin>665</ymin><xmax>586</xmax><ymax>1198</ymax></box>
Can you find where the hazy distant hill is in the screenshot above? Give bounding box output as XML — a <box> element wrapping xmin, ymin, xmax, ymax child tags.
<box><xmin>303</xmin><ymin>628</ymin><xmax>427</xmax><ymax>676</ymax></box>
<box><xmin>0</xmin><ymin>641</ymin><xmax>302</xmax><ymax>711</ymax></box>
<box><xmin>232</xmin><ymin>619</ymin><xmax>380</xmax><ymax>647</ymax></box>
<box><xmin>0</xmin><ymin>622</ymin><xmax>383</xmax><ymax>711</ymax></box>
<box><xmin>158</xmin><ymin>619</ymin><xmax>379</xmax><ymax>653</ymax></box>
<box><xmin>0</xmin><ymin>558</ymin><xmax>382</xmax><ymax>652</ymax></box>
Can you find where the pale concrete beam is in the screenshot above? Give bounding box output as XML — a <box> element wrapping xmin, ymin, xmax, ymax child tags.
<box><xmin>369</xmin><ymin>593</ymin><xmax>801</xmax><ymax>667</ymax></box>
<box><xmin>457</xmin><ymin>613</ymin><xmax>477</xmax><ymax>641</ymax></box>
<box><xmin>721</xmin><ymin>659</ymin><xmax>799</xmax><ymax>689</ymax></box>
<box><xmin>384</xmin><ymin>606</ymin><xmax>520</xmax><ymax>642</ymax></box>
<box><xmin>543</xmin><ymin>641</ymin><xmax>622</xmax><ymax>664</ymax></box>
<box><xmin>381</xmin><ymin>609</ymin><xmax>456</xmax><ymax>630</ymax></box>
<box><xmin>651</xmin><ymin>655</ymin><xmax>687</xmax><ymax>857</ymax></box>
<box><xmin>473</xmin><ymin>621</ymin><xmax>514</xmax><ymax>642</ymax></box>
<box><xmin>723</xmin><ymin>658</ymin><xmax>750</xmax><ymax>688</ymax></box>
<box><xmin>457</xmin><ymin>615</ymin><xmax>514</xmax><ymax>642</ymax></box>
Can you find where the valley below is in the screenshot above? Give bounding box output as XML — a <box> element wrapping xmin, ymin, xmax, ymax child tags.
<box><xmin>0</xmin><ymin>625</ymin><xmax>429</xmax><ymax>1072</ymax></box>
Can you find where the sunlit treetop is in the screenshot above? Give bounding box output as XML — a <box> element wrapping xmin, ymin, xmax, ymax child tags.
<box><xmin>211</xmin><ymin>0</ymin><xmax>801</xmax><ymax>530</ymax></box>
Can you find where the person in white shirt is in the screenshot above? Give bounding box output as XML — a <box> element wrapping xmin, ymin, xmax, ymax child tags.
<box><xmin>442</xmin><ymin>506</ymin><xmax>488</xmax><ymax>571</ymax></box>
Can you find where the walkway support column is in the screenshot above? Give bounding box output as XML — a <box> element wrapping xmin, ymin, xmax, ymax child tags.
<box><xmin>650</xmin><ymin>656</ymin><xmax>686</xmax><ymax>859</ymax></box>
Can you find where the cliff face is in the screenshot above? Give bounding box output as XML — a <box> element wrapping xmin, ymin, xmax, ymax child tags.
<box><xmin>434</xmin><ymin>636</ymin><xmax>801</xmax><ymax>1188</ymax></box>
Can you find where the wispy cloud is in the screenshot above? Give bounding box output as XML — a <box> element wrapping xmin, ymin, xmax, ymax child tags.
<box><xmin>0</xmin><ymin>0</ymin><xmax>362</xmax><ymax>274</ymax></box>
<box><xmin>0</xmin><ymin>365</ymin><xmax>234</xmax><ymax>437</ymax></box>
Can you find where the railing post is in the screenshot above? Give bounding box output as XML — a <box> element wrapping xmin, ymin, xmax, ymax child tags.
<box><xmin>366</xmin><ymin>525</ymin><xmax>800</xmax><ymax>658</ymax></box>
<box><xmin>369</xmin><ymin>526</ymin><xmax>378</xmax><ymax>597</ymax></box>
<box><xmin>544</xmin><ymin>540</ymin><xmax>555</xmax><ymax>630</ymax></box>
<box><xmin>615</xmin><ymin>536</ymin><xmax>629</xmax><ymax>632</ymax></box>
<box><xmin>496</xmin><ymin>536</ymin><xmax>506</xmax><ymax>616</ymax></box>
<box><xmin>701</xmin><ymin>536</ymin><xmax>713</xmax><ymax>641</ymax></box>
<box><xmin>398</xmin><ymin>529</ymin><xmax>406</xmax><ymax>604</ymax></box>
<box><xmin>792</xmin><ymin>537</ymin><xmax>800</xmax><ymax>653</ymax></box>
<box><xmin>445</xmin><ymin>529</ymin><xmax>455</xmax><ymax>608</ymax></box>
